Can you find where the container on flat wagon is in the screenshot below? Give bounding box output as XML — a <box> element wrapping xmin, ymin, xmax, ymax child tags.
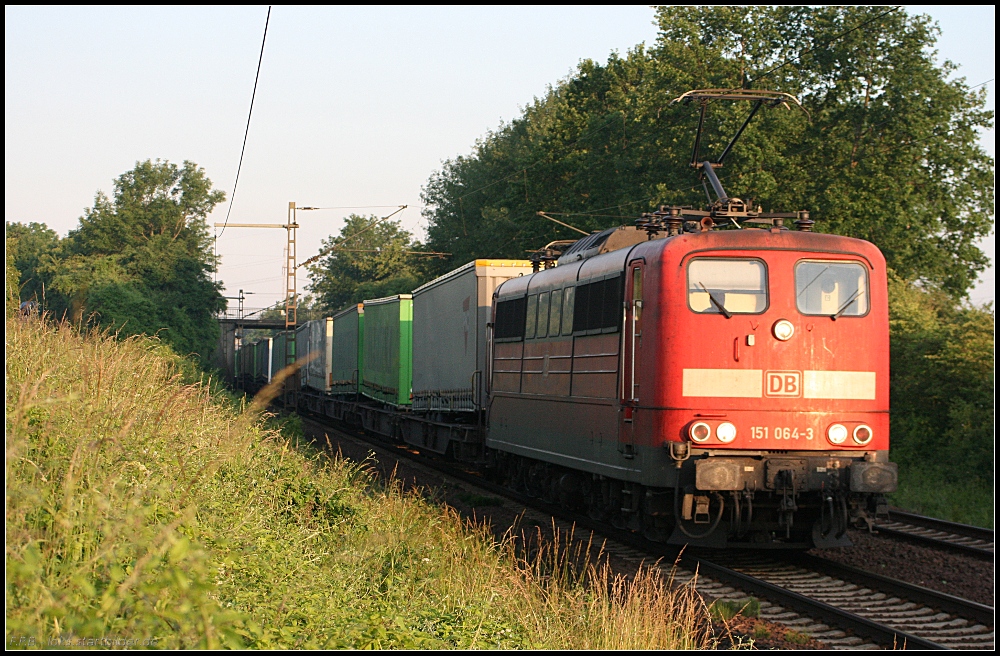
<box><xmin>361</xmin><ymin>295</ymin><xmax>412</xmax><ymax>407</ymax></box>
<box><xmin>236</xmin><ymin>343</ymin><xmax>251</xmax><ymax>382</ymax></box>
<box><xmin>412</xmin><ymin>259</ymin><xmax>533</xmax><ymax>412</ymax></box>
<box><xmin>254</xmin><ymin>337</ymin><xmax>273</xmax><ymax>383</ymax></box>
<box><xmin>331</xmin><ymin>304</ymin><xmax>364</xmax><ymax>395</ymax></box>
<box><xmin>270</xmin><ymin>331</ymin><xmax>290</xmax><ymax>381</ymax></box>
<box><xmin>295</xmin><ymin>318</ymin><xmax>334</xmax><ymax>393</ymax></box>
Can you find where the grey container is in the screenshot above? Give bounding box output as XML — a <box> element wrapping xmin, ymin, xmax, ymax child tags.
<box><xmin>331</xmin><ymin>303</ymin><xmax>363</xmax><ymax>395</ymax></box>
<box><xmin>412</xmin><ymin>259</ymin><xmax>533</xmax><ymax>412</ymax></box>
<box><xmin>296</xmin><ymin>318</ymin><xmax>333</xmax><ymax>393</ymax></box>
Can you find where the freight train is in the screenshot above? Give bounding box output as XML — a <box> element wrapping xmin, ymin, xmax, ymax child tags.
<box><xmin>236</xmin><ymin>90</ymin><xmax>898</xmax><ymax>548</ymax></box>
<box><xmin>236</xmin><ymin>221</ymin><xmax>897</xmax><ymax>549</ymax></box>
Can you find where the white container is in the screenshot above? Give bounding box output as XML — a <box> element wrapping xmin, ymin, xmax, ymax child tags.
<box><xmin>412</xmin><ymin>259</ymin><xmax>533</xmax><ymax>412</ymax></box>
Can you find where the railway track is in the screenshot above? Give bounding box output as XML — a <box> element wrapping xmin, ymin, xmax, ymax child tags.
<box><xmin>302</xmin><ymin>413</ymin><xmax>995</xmax><ymax>650</ymax></box>
<box><xmin>707</xmin><ymin>552</ymin><xmax>994</xmax><ymax>650</ymax></box>
<box><xmin>876</xmin><ymin>510</ymin><xmax>994</xmax><ymax>558</ymax></box>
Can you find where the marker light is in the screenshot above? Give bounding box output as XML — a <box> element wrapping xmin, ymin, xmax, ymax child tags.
<box><xmin>827</xmin><ymin>424</ymin><xmax>848</xmax><ymax>444</ymax></box>
<box><xmin>853</xmin><ymin>424</ymin><xmax>873</xmax><ymax>445</ymax></box>
<box><xmin>773</xmin><ymin>319</ymin><xmax>795</xmax><ymax>341</ymax></box>
<box><xmin>690</xmin><ymin>422</ymin><xmax>711</xmax><ymax>442</ymax></box>
<box><xmin>716</xmin><ymin>422</ymin><xmax>737</xmax><ymax>443</ymax></box>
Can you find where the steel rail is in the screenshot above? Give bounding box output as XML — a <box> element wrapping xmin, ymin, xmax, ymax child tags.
<box><xmin>875</xmin><ymin>510</ymin><xmax>994</xmax><ymax>558</ymax></box>
<box><xmin>708</xmin><ymin>551</ymin><xmax>994</xmax><ymax>650</ymax></box>
<box><xmin>791</xmin><ymin>553</ymin><xmax>994</xmax><ymax>626</ymax></box>
<box><xmin>889</xmin><ymin>510</ymin><xmax>995</xmax><ymax>541</ymax></box>
<box><xmin>298</xmin><ymin>410</ymin><xmax>992</xmax><ymax>650</ymax></box>
<box><xmin>683</xmin><ymin>555</ymin><xmax>947</xmax><ymax>650</ymax></box>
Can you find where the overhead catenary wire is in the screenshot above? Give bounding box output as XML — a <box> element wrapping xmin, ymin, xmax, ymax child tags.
<box><xmin>748</xmin><ymin>6</ymin><xmax>903</xmax><ymax>85</ymax></box>
<box><xmin>502</xmin><ymin>9</ymin><xmax>926</xmax><ymax>252</ymax></box>
<box><xmin>299</xmin><ymin>205</ymin><xmax>408</xmax><ymax>268</ymax></box>
<box><xmin>217</xmin><ymin>6</ymin><xmax>271</xmax><ymax>239</ymax></box>
<box><xmin>296</xmin><ymin>205</ymin><xmax>410</xmax><ymax>210</ymax></box>
<box><xmin>530</xmin><ymin>76</ymin><xmax>992</xmax><ymax>244</ymax></box>
<box><xmin>449</xmin><ymin>111</ymin><xmax>627</xmax><ymax>205</ymax></box>
<box><xmin>442</xmin><ymin>9</ymin><xmax>906</xmax><ymax>218</ymax></box>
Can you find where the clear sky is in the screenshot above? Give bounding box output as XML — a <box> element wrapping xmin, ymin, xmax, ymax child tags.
<box><xmin>5</xmin><ymin>6</ymin><xmax>995</xmax><ymax>309</ymax></box>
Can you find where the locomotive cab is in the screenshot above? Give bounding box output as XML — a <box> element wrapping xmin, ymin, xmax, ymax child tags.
<box><xmin>631</xmin><ymin>228</ymin><xmax>895</xmax><ymax>547</ymax></box>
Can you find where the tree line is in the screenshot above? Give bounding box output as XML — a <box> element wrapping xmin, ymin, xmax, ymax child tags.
<box><xmin>7</xmin><ymin>160</ymin><xmax>224</xmax><ymax>362</ymax></box>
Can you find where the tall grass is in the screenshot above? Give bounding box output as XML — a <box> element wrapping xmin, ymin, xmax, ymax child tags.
<box><xmin>891</xmin><ymin>466</ymin><xmax>994</xmax><ymax>529</ymax></box>
<box><xmin>6</xmin><ymin>314</ymin><xmax>713</xmax><ymax>648</ymax></box>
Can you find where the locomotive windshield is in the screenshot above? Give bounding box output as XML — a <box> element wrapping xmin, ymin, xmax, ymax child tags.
<box><xmin>795</xmin><ymin>260</ymin><xmax>869</xmax><ymax>317</ymax></box>
<box><xmin>687</xmin><ymin>259</ymin><xmax>767</xmax><ymax>314</ymax></box>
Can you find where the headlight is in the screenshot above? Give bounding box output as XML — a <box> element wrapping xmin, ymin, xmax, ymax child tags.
<box><xmin>690</xmin><ymin>422</ymin><xmax>711</xmax><ymax>442</ymax></box>
<box><xmin>773</xmin><ymin>319</ymin><xmax>795</xmax><ymax>341</ymax></box>
<box><xmin>827</xmin><ymin>423</ymin><xmax>848</xmax><ymax>444</ymax></box>
<box><xmin>716</xmin><ymin>422</ymin><xmax>737</xmax><ymax>443</ymax></box>
<box><xmin>853</xmin><ymin>424</ymin><xmax>873</xmax><ymax>445</ymax></box>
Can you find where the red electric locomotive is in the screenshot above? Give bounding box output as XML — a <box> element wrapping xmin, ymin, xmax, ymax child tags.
<box><xmin>485</xmin><ymin>91</ymin><xmax>897</xmax><ymax>548</ymax></box>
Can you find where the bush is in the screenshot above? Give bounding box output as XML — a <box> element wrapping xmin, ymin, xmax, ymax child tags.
<box><xmin>887</xmin><ymin>275</ymin><xmax>994</xmax><ymax>527</ymax></box>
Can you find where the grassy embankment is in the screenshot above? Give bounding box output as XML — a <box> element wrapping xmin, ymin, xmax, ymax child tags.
<box><xmin>6</xmin><ymin>315</ymin><xmax>714</xmax><ymax>649</ymax></box>
<box><xmin>890</xmin><ymin>468</ymin><xmax>994</xmax><ymax>529</ymax></box>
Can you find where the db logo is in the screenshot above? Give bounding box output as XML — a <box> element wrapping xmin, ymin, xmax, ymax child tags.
<box><xmin>765</xmin><ymin>370</ymin><xmax>802</xmax><ymax>397</ymax></box>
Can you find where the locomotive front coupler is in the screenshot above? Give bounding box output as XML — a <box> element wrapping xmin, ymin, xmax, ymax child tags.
<box><xmin>667</xmin><ymin>441</ymin><xmax>690</xmax><ymax>468</ymax></box>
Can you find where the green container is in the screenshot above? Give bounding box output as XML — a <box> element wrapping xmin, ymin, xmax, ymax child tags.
<box><xmin>271</xmin><ymin>331</ymin><xmax>291</xmax><ymax>380</ymax></box>
<box><xmin>254</xmin><ymin>337</ymin><xmax>273</xmax><ymax>384</ymax></box>
<box><xmin>361</xmin><ymin>295</ymin><xmax>412</xmax><ymax>406</ymax></box>
<box><xmin>331</xmin><ymin>304</ymin><xmax>364</xmax><ymax>395</ymax></box>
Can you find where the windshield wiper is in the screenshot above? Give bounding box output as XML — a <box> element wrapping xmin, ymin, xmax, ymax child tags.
<box><xmin>699</xmin><ymin>283</ymin><xmax>732</xmax><ymax>318</ymax></box>
<box><xmin>831</xmin><ymin>289</ymin><xmax>863</xmax><ymax>320</ymax></box>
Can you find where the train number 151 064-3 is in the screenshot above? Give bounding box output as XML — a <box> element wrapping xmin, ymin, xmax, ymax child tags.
<box><xmin>750</xmin><ymin>427</ymin><xmax>814</xmax><ymax>440</ymax></box>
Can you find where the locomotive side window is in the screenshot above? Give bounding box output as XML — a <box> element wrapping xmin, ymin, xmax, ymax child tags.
<box><xmin>632</xmin><ymin>267</ymin><xmax>643</xmax><ymax>321</ymax></box>
<box><xmin>687</xmin><ymin>259</ymin><xmax>767</xmax><ymax>314</ymax></box>
<box><xmin>536</xmin><ymin>292</ymin><xmax>550</xmax><ymax>338</ymax></box>
<box><xmin>601</xmin><ymin>276</ymin><xmax>623</xmax><ymax>329</ymax></box>
<box><xmin>525</xmin><ymin>294</ymin><xmax>538</xmax><ymax>338</ymax></box>
<box><xmin>494</xmin><ymin>296</ymin><xmax>526</xmax><ymax>340</ymax></box>
<box><xmin>549</xmin><ymin>289</ymin><xmax>563</xmax><ymax>337</ymax></box>
<box><xmin>795</xmin><ymin>261</ymin><xmax>869</xmax><ymax>317</ymax></box>
<box><xmin>572</xmin><ymin>274</ymin><xmax>624</xmax><ymax>332</ymax></box>
<box><xmin>573</xmin><ymin>283</ymin><xmax>590</xmax><ymax>331</ymax></box>
<box><xmin>561</xmin><ymin>286</ymin><xmax>575</xmax><ymax>335</ymax></box>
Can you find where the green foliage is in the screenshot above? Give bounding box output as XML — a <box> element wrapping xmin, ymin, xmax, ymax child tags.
<box><xmin>887</xmin><ymin>275</ymin><xmax>994</xmax><ymax>526</ymax></box>
<box><xmin>7</xmin><ymin>235</ymin><xmax>24</xmax><ymax>317</ymax></box>
<box><xmin>307</xmin><ymin>214</ymin><xmax>427</xmax><ymax>313</ymax></box>
<box><xmin>456</xmin><ymin>493</ymin><xmax>505</xmax><ymax>507</ymax></box>
<box><xmin>7</xmin><ymin>316</ymin><xmax>714</xmax><ymax>649</ymax></box>
<box><xmin>420</xmin><ymin>7</ymin><xmax>993</xmax><ymax>296</ymax></box>
<box><xmin>5</xmin><ymin>222</ymin><xmax>62</xmax><ymax>307</ymax></box>
<box><xmin>891</xmin><ymin>472</ymin><xmax>993</xmax><ymax>529</ymax></box>
<box><xmin>7</xmin><ymin>159</ymin><xmax>226</xmax><ymax>363</ymax></box>
<box><xmin>710</xmin><ymin>597</ymin><xmax>760</xmax><ymax>621</ymax></box>
<box><xmin>888</xmin><ymin>275</ymin><xmax>994</xmax><ymax>481</ymax></box>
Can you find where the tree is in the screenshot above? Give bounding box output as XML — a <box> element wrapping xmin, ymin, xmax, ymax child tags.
<box><xmin>307</xmin><ymin>214</ymin><xmax>423</xmax><ymax>313</ymax></box>
<box><xmin>11</xmin><ymin>159</ymin><xmax>227</xmax><ymax>362</ymax></box>
<box><xmin>887</xmin><ymin>276</ymin><xmax>994</xmax><ymax>484</ymax></box>
<box><xmin>5</xmin><ymin>222</ymin><xmax>62</xmax><ymax>308</ymax></box>
<box><xmin>6</xmin><ymin>235</ymin><xmax>23</xmax><ymax>317</ymax></box>
<box><xmin>420</xmin><ymin>7</ymin><xmax>994</xmax><ymax>297</ymax></box>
